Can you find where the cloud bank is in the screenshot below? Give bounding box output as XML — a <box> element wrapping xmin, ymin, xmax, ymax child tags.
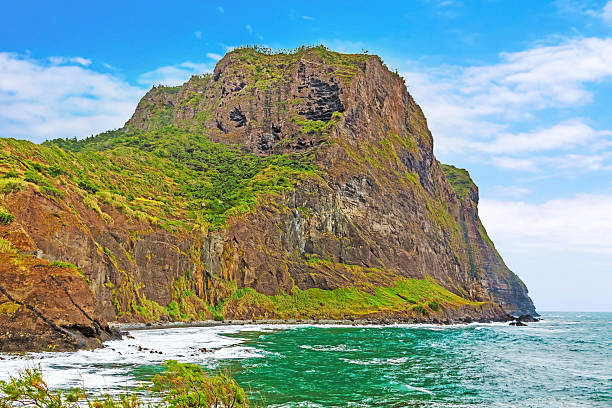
<box><xmin>480</xmin><ymin>194</ymin><xmax>612</xmax><ymax>256</ymax></box>
<box><xmin>0</xmin><ymin>52</ymin><xmax>144</xmax><ymax>143</ymax></box>
<box><xmin>402</xmin><ymin>37</ymin><xmax>612</xmax><ymax>173</ymax></box>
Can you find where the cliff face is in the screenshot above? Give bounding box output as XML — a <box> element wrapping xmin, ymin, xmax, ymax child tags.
<box><xmin>0</xmin><ymin>219</ymin><xmax>117</xmax><ymax>351</ymax></box>
<box><xmin>0</xmin><ymin>46</ymin><xmax>535</xmax><ymax>349</ymax></box>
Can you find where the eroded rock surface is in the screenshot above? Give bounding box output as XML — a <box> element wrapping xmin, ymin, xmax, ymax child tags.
<box><xmin>0</xmin><ymin>253</ymin><xmax>118</xmax><ymax>352</ymax></box>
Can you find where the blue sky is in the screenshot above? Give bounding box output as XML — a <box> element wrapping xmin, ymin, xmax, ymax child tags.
<box><xmin>1</xmin><ymin>0</ymin><xmax>611</xmax><ymax>311</ymax></box>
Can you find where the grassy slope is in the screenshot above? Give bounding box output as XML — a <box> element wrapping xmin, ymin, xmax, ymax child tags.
<box><xmin>220</xmin><ymin>276</ymin><xmax>484</xmax><ymax>320</ymax></box>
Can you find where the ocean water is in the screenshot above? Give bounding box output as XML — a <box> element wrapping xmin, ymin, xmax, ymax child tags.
<box><xmin>0</xmin><ymin>312</ymin><xmax>610</xmax><ymax>407</ymax></box>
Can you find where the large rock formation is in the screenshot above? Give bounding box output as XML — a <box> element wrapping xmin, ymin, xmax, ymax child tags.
<box><xmin>0</xmin><ymin>46</ymin><xmax>535</xmax><ymax>350</ymax></box>
<box><xmin>0</xmin><ymin>226</ymin><xmax>117</xmax><ymax>351</ymax></box>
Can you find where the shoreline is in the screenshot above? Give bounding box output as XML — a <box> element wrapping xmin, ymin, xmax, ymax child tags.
<box><xmin>109</xmin><ymin>316</ymin><xmax>514</xmax><ymax>332</ymax></box>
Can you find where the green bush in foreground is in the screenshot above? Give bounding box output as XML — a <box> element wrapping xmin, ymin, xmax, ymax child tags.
<box><xmin>0</xmin><ymin>360</ymin><xmax>249</xmax><ymax>408</ymax></box>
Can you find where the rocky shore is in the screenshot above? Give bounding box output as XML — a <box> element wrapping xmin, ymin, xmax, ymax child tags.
<box><xmin>112</xmin><ymin>312</ymin><xmax>517</xmax><ymax>332</ymax></box>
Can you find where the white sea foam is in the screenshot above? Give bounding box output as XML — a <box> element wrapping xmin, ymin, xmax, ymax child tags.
<box><xmin>341</xmin><ymin>357</ymin><xmax>409</xmax><ymax>366</ymax></box>
<box><xmin>0</xmin><ymin>324</ymin><xmax>267</xmax><ymax>391</ymax></box>
<box><xmin>300</xmin><ymin>344</ymin><xmax>360</xmax><ymax>352</ymax></box>
<box><xmin>404</xmin><ymin>384</ymin><xmax>435</xmax><ymax>396</ymax></box>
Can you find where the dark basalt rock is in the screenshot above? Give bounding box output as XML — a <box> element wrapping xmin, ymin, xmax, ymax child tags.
<box><xmin>256</xmin><ymin>133</ymin><xmax>279</xmax><ymax>152</ymax></box>
<box><xmin>216</xmin><ymin>119</ymin><xmax>225</xmax><ymax>132</ymax></box>
<box><xmin>298</xmin><ymin>78</ymin><xmax>344</xmax><ymax>122</ymax></box>
<box><xmin>229</xmin><ymin>106</ymin><xmax>247</xmax><ymax>127</ymax></box>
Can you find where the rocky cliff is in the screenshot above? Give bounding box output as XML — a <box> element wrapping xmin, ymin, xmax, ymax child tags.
<box><xmin>0</xmin><ymin>46</ymin><xmax>535</xmax><ymax>350</ymax></box>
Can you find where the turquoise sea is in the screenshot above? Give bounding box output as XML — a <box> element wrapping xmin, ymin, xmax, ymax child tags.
<box><xmin>0</xmin><ymin>312</ymin><xmax>610</xmax><ymax>407</ymax></box>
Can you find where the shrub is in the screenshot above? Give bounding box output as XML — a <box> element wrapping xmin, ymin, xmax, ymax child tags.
<box><xmin>0</xmin><ymin>180</ymin><xmax>21</xmax><ymax>194</ymax></box>
<box><xmin>0</xmin><ymin>210</ymin><xmax>14</xmax><ymax>225</ymax></box>
<box><xmin>23</xmin><ymin>168</ymin><xmax>45</xmax><ymax>185</ymax></box>
<box><xmin>412</xmin><ymin>304</ymin><xmax>428</xmax><ymax>316</ymax></box>
<box><xmin>103</xmin><ymin>247</ymin><xmax>117</xmax><ymax>263</ymax></box>
<box><xmin>428</xmin><ymin>300</ymin><xmax>441</xmax><ymax>312</ymax></box>
<box><xmin>40</xmin><ymin>185</ymin><xmax>64</xmax><ymax>199</ymax></box>
<box><xmin>49</xmin><ymin>261</ymin><xmax>88</xmax><ymax>283</ymax></box>
<box><xmin>47</xmin><ymin>164</ymin><xmax>66</xmax><ymax>177</ymax></box>
<box><xmin>50</xmin><ymin>261</ymin><xmax>77</xmax><ymax>269</ymax></box>
<box><xmin>0</xmin><ymin>362</ymin><xmax>250</xmax><ymax>407</ymax></box>
<box><xmin>151</xmin><ymin>360</ymin><xmax>249</xmax><ymax>408</ymax></box>
<box><xmin>78</xmin><ymin>179</ymin><xmax>100</xmax><ymax>194</ymax></box>
<box><xmin>28</xmin><ymin>161</ymin><xmax>46</xmax><ymax>173</ymax></box>
<box><xmin>101</xmin><ymin>212</ymin><xmax>114</xmax><ymax>225</ymax></box>
<box><xmin>295</xmin><ymin>119</ymin><xmax>327</xmax><ymax>134</ymax></box>
<box><xmin>83</xmin><ymin>195</ymin><xmax>102</xmax><ymax>214</ymax></box>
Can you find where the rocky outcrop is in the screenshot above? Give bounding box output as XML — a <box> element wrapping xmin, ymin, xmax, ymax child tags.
<box><xmin>0</xmin><ymin>251</ymin><xmax>118</xmax><ymax>352</ymax></box>
<box><xmin>0</xmin><ymin>47</ymin><xmax>536</xmax><ymax>351</ymax></box>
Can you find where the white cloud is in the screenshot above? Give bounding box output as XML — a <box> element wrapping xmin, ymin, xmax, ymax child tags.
<box><xmin>490</xmin><ymin>156</ymin><xmax>538</xmax><ymax>172</ymax></box>
<box><xmin>405</xmin><ymin>38</ymin><xmax>612</xmax><ymax>140</ymax></box>
<box><xmin>221</xmin><ymin>44</ymin><xmax>236</xmax><ymax>53</ymax></box>
<box><xmin>603</xmin><ymin>1</ymin><xmax>612</xmax><ymax>24</ymax></box>
<box><xmin>462</xmin><ymin>38</ymin><xmax>612</xmax><ymax>108</ymax></box>
<box><xmin>138</xmin><ymin>61</ymin><xmax>214</xmax><ymax>87</ymax></box>
<box><xmin>546</xmin><ymin>152</ymin><xmax>612</xmax><ymax>172</ymax></box>
<box><xmin>558</xmin><ymin>0</ymin><xmax>612</xmax><ymax>26</ymax></box>
<box><xmin>433</xmin><ymin>0</ymin><xmax>463</xmax><ymax>18</ymax></box>
<box><xmin>492</xmin><ymin>185</ymin><xmax>532</xmax><ymax>198</ymax></box>
<box><xmin>302</xmin><ymin>15</ymin><xmax>314</xmax><ymax>20</ymax></box>
<box><xmin>195</xmin><ymin>31</ymin><xmax>202</xmax><ymax>40</ymax></box>
<box><xmin>473</xmin><ymin>121</ymin><xmax>612</xmax><ymax>155</ymax></box>
<box><xmin>480</xmin><ymin>194</ymin><xmax>612</xmax><ymax>255</ymax></box>
<box><xmin>0</xmin><ymin>52</ymin><xmax>144</xmax><ymax>143</ymax></box>
<box><xmin>206</xmin><ymin>53</ymin><xmax>222</xmax><ymax>61</ymax></box>
<box><xmin>489</xmin><ymin>151</ymin><xmax>612</xmax><ymax>173</ymax></box>
<box><xmin>400</xmin><ymin>36</ymin><xmax>612</xmax><ymax>174</ymax></box>
<box><xmin>48</xmin><ymin>56</ymin><xmax>92</xmax><ymax>66</ymax></box>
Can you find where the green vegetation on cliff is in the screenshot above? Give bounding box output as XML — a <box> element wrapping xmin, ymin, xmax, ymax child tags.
<box><xmin>0</xmin><ymin>124</ymin><xmax>315</xmax><ymax>231</ymax></box>
<box><xmin>225</xmin><ymin>44</ymin><xmax>372</xmax><ymax>82</ymax></box>
<box><xmin>440</xmin><ymin>163</ymin><xmax>475</xmax><ymax>200</ymax></box>
<box><xmin>218</xmin><ymin>276</ymin><xmax>484</xmax><ymax>320</ymax></box>
<box><xmin>50</xmin><ymin>126</ymin><xmax>316</xmax><ymax>228</ymax></box>
<box><xmin>134</xmin><ymin>277</ymin><xmax>213</xmax><ymax>322</ymax></box>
